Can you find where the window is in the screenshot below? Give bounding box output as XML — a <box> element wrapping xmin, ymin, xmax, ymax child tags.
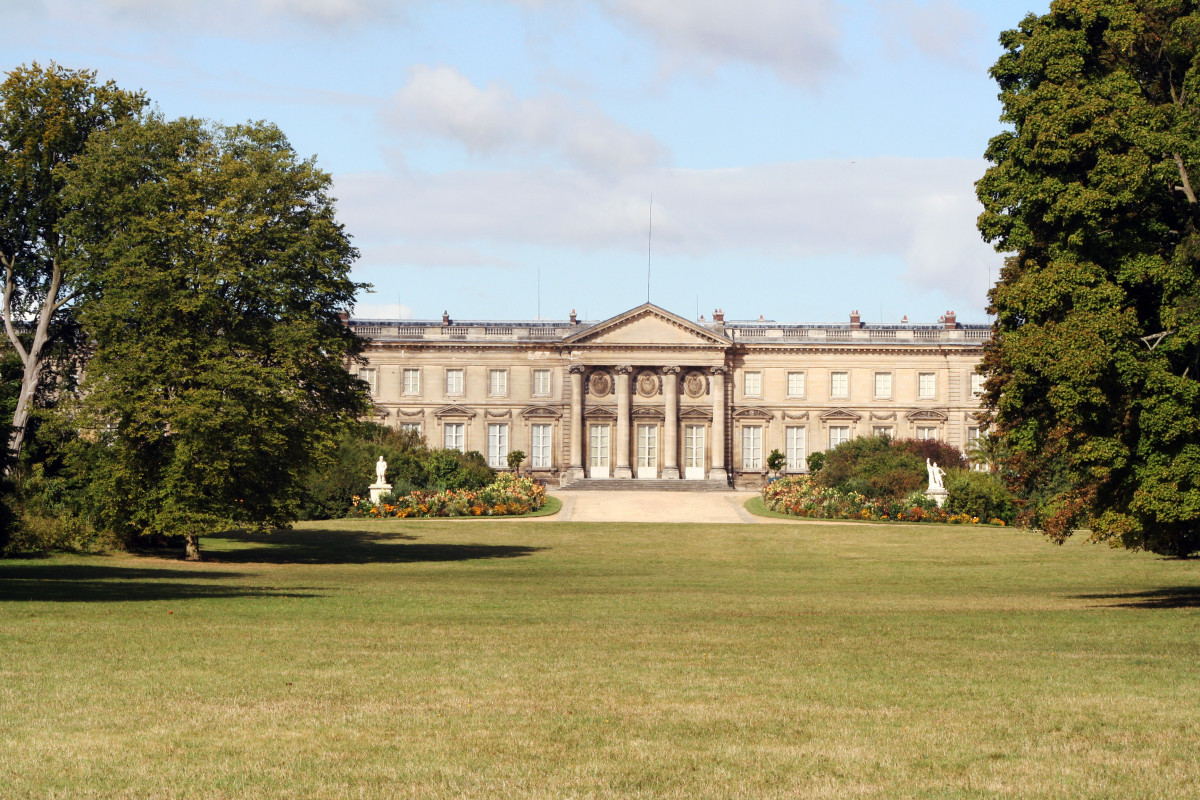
<box><xmin>785</xmin><ymin>426</ymin><xmax>806</xmax><ymax>471</ymax></box>
<box><xmin>743</xmin><ymin>371</ymin><xmax>762</xmax><ymax>398</ymax></box>
<box><xmin>787</xmin><ymin>371</ymin><xmax>806</xmax><ymax>398</ymax></box>
<box><xmin>830</xmin><ymin>371</ymin><xmax>849</xmax><ymax>399</ymax></box>
<box><xmin>742</xmin><ymin>426</ymin><xmax>763</xmax><ymax>470</ymax></box>
<box><xmin>872</xmin><ymin>425</ymin><xmax>893</xmax><ymax>438</ymax></box>
<box><xmin>530</xmin><ymin>424</ymin><xmax>552</xmax><ymax>468</ymax></box>
<box><xmin>358</xmin><ymin>368</ymin><xmax>377</xmax><ymax>396</ymax></box>
<box><xmin>874</xmin><ymin>372</ymin><xmax>892</xmax><ymax>399</ymax></box>
<box><xmin>970</xmin><ymin>372</ymin><xmax>985</xmax><ymax>398</ymax></box>
<box><xmin>918</xmin><ymin>372</ymin><xmax>936</xmax><ymax>399</ymax></box>
<box><xmin>444</xmin><ymin>422</ymin><xmax>465</xmax><ymax>451</ymax></box>
<box><xmin>532</xmin><ymin>369</ymin><xmax>551</xmax><ymax>397</ymax></box>
<box><xmin>916</xmin><ymin>426</ymin><xmax>938</xmax><ymax>440</ymax></box>
<box><xmin>445</xmin><ymin>369</ymin><xmax>463</xmax><ymax>396</ymax></box>
<box><xmin>487</xmin><ymin>423</ymin><xmax>508</xmax><ymax>467</ymax></box>
<box><xmin>488</xmin><ymin>369</ymin><xmax>507</xmax><ymax>396</ymax></box>
<box><xmin>829</xmin><ymin>425</ymin><xmax>850</xmax><ymax>448</ymax></box>
<box><xmin>402</xmin><ymin>368</ymin><xmax>420</xmax><ymax>395</ymax></box>
<box><xmin>399</xmin><ymin>422</ymin><xmax>422</xmax><ymax>439</ymax></box>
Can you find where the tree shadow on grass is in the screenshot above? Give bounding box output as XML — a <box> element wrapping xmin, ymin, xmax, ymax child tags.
<box><xmin>0</xmin><ymin>563</ymin><xmax>320</xmax><ymax>603</ymax></box>
<box><xmin>197</xmin><ymin>527</ymin><xmax>546</xmax><ymax>566</ymax></box>
<box><xmin>1075</xmin><ymin>586</ymin><xmax>1200</xmax><ymax>609</ymax></box>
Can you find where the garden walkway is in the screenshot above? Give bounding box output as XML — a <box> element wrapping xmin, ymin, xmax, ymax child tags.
<box><xmin>550</xmin><ymin>490</ymin><xmax>784</xmax><ymax>523</ymax></box>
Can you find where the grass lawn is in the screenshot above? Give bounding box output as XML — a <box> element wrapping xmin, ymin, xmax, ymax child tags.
<box><xmin>2</xmin><ymin>519</ymin><xmax>1199</xmax><ymax>799</ymax></box>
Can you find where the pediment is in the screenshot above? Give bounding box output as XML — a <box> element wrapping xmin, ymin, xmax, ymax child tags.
<box><xmin>819</xmin><ymin>408</ymin><xmax>862</xmax><ymax>421</ymax></box>
<box><xmin>679</xmin><ymin>407</ymin><xmax>713</xmax><ymax>420</ymax></box>
<box><xmin>433</xmin><ymin>404</ymin><xmax>476</xmax><ymax>419</ymax></box>
<box><xmin>583</xmin><ymin>406</ymin><xmax>618</xmax><ymax>419</ymax></box>
<box><xmin>733</xmin><ymin>407</ymin><xmax>774</xmax><ymax>420</ymax></box>
<box><xmin>631</xmin><ymin>406</ymin><xmax>665</xmax><ymax>419</ymax></box>
<box><xmin>907</xmin><ymin>409</ymin><xmax>948</xmax><ymax>421</ymax></box>
<box><xmin>563</xmin><ymin>303</ymin><xmax>731</xmax><ymax>347</ymax></box>
<box><xmin>521</xmin><ymin>405</ymin><xmax>562</xmax><ymax>419</ymax></box>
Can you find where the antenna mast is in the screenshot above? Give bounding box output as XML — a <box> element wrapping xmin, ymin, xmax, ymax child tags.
<box><xmin>646</xmin><ymin>194</ymin><xmax>653</xmax><ymax>303</ymax></box>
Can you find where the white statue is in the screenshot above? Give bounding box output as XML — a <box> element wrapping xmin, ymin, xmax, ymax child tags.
<box><xmin>926</xmin><ymin>458</ymin><xmax>945</xmax><ymax>491</ymax></box>
<box><xmin>375</xmin><ymin>455</ymin><xmax>387</xmax><ymax>485</ymax></box>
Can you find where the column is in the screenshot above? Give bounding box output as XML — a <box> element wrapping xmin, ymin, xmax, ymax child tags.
<box><xmin>710</xmin><ymin>366</ymin><xmax>729</xmax><ymax>483</ymax></box>
<box><xmin>661</xmin><ymin>366</ymin><xmax>680</xmax><ymax>479</ymax></box>
<box><xmin>614</xmin><ymin>365</ymin><xmax>634</xmax><ymax>479</ymax></box>
<box><xmin>565</xmin><ymin>365</ymin><xmax>586</xmax><ymax>484</ymax></box>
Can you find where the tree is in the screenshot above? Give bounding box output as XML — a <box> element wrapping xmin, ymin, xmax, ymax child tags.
<box><xmin>766</xmin><ymin>449</ymin><xmax>786</xmax><ymax>477</ymax></box>
<box><xmin>0</xmin><ymin>63</ymin><xmax>145</xmax><ymax>465</ymax></box>
<box><xmin>60</xmin><ymin>116</ymin><xmax>368</xmax><ymax>560</ymax></box>
<box><xmin>506</xmin><ymin>449</ymin><xmax>526</xmax><ymax>475</ymax></box>
<box><xmin>976</xmin><ymin>1</ymin><xmax>1200</xmax><ymax>556</ymax></box>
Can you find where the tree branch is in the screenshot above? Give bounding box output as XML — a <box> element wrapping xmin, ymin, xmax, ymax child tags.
<box><xmin>2</xmin><ymin>253</ymin><xmax>31</xmax><ymax>368</ymax></box>
<box><xmin>52</xmin><ymin>289</ymin><xmax>79</xmax><ymax>312</ymax></box>
<box><xmin>1173</xmin><ymin>153</ymin><xmax>1198</xmax><ymax>206</ymax></box>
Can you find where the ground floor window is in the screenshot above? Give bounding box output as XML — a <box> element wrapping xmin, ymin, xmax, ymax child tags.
<box><xmin>399</xmin><ymin>422</ymin><xmax>422</xmax><ymax>439</ymax></box>
<box><xmin>829</xmin><ymin>426</ymin><xmax>850</xmax><ymax>449</ymax></box>
<box><xmin>487</xmin><ymin>423</ymin><xmax>509</xmax><ymax>468</ymax></box>
<box><xmin>785</xmin><ymin>426</ymin><xmax>806</xmax><ymax>471</ymax></box>
<box><xmin>916</xmin><ymin>426</ymin><xmax>938</xmax><ymax>441</ymax></box>
<box><xmin>530</xmin><ymin>424</ymin><xmax>552</xmax><ymax>468</ymax></box>
<box><xmin>872</xmin><ymin>425</ymin><xmax>893</xmax><ymax>438</ymax></box>
<box><xmin>444</xmin><ymin>422</ymin><xmax>465</xmax><ymax>452</ymax></box>
<box><xmin>742</xmin><ymin>426</ymin><xmax>762</xmax><ymax>470</ymax></box>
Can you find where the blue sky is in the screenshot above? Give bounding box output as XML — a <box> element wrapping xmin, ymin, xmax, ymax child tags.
<box><xmin>6</xmin><ymin>0</ymin><xmax>1043</xmax><ymax>324</ymax></box>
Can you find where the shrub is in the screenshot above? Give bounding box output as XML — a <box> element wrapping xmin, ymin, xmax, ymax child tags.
<box><xmin>352</xmin><ymin>473</ymin><xmax>546</xmax><ymax>519</ymax></box>
<box><xmin>817</xmin><ymin>434</ymin><xmax>926</xmax><ymax>499</ymax></box>
<box><xmin>944</xmin><ymin>469</ymin><xmax>1018</xmax><ymax>524</ymax></box>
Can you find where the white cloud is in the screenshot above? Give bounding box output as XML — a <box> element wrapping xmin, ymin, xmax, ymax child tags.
<box><xmin>382</xmin><ymin>65</ymin><xmax>667</xmax><ymax>174</ymax></box>
<box><xmin>334</xmin><ymin>156</ymin><xmax>1001</xmax><ymax>308</ymax></box>
<box><xmin>38</xmin><ymin>0</ymin><xmax>403</xmax><ymax>30</ymax></box>
<box><xmin>351</xmin><ymin>301</ymin><xmax>415</xmax><ymax>319</ymax></box>
<box><xmin>598</xmin><ymin>0</ymin><xmax>843</xmax><ymax>86</ymax></box>
<box><xmin>875</xmin><ymin>1</ymin><xmax>985</xmax><ymax>68</ymax></box>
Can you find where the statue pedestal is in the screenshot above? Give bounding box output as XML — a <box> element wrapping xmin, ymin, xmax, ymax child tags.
<box><xmin>369</xmin><ymin>482</ymin><xmax>393</xmax><ymax>505</ymax></box>
<box><xmin>925</xmin><ymin>488</ymin><xmax>948</xmax><ymax>508</ymax></box>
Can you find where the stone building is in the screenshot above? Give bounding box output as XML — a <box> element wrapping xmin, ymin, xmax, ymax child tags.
<box><xmin>350</xmin><ymin>303</ymin><xmax>990</xmax><ymax>488</ymax></box>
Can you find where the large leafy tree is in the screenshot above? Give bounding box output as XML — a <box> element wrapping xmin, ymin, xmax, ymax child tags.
<box><xmin>0</xmin><ymin>63</ymin><xmax>145</xmax><ymax>464</ymax></box>
<box><xmin>977</xmin><ymin>1</ymin><xmax>1200</xmax><ymax>556</ymax></box>
<box><xmin>61</xmin><ymin>116</ymin><xmax>368</xmax><ymax>560</ymax></box>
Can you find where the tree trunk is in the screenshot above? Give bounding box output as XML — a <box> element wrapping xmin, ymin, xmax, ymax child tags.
<box><xmin>184</xmin><ymin>533</ymin><xmax>202</xmax><ymax>562</ymax></box>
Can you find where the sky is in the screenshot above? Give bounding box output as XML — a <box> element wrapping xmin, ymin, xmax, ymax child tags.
<box><xmin>4</xmin><ymin>0</ymin><xmax>1044</xmax><ymax>325</ymax></box>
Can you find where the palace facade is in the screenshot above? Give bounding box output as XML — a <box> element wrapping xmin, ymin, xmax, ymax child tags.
<box><xmin>350</xmin><ymin>303</ymin><xmax>990</xmax><ymax>488</ymax></box>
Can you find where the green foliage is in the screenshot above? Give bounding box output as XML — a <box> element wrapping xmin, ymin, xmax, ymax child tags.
<box><xmin>977</xmin><ymin>2</ymin><xmax>1200</xmax><ymax>555</ymax></box>
<box><xmin>805</xmin><ymin>451</ymin><xmax>826</xmax><ymax>474</ymax></box>
<box><xmin>298</xmin><ymin>423</ymin><xmax>495</xmax><ymax>520</ymax></box>
<box><xmin>944</xmin><ymin>469</ymin><xmax>1019</xmax><ymax>525</ymax></box>
<box><xmin>816</xmin><ymin>435</ymin><xmax>967</xmax><ymax>500</ymax></box>
<box><xmin>0</xmin><ymin>63</ymin><xmax>147</xmax><ymax>459</ymax></box>
<box><xmin>58</xmin><ymin>115</ymin><xmax>368</xmax><ymax>558</ymax></box>
<box><xmin>506</xmin><ymin>449</ymin><xmax>526</xmax><ymax>474</ymax></box>
<box><xmin>766</xmin><ymin>449</ymin><xmax>786</xmax><ymax>475</ymax></box>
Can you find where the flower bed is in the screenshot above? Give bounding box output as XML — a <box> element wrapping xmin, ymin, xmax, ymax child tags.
<box><xmin>350</xmin><ymin>473</ymin><xmax>547</xmax><ymax>518</ymax></box>
<box><xmin>762</xmin><ymin>475</ymin><xmax>1000</xmax><ymax>525</ymax></box>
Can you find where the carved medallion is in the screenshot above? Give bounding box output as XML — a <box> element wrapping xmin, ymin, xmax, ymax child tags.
<box><xmin>589</xmin><ymin>371</ymin><xmax>612</xmax><ymax>397</ymax></box>
<box><xmin>684</xmin><ymin>372</ymin><xmax>706</xmax><ymax>398</ymax></box>
<box><xmin>636</xmin><ymin>371</ymin><xmax>659</xmax><ymax>398</ymax></box>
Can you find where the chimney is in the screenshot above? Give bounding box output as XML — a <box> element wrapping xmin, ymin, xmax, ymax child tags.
<box><xmin>901</xmin><ymin>314</ymin><xmax>909</xmax><ymax>324</ymax></box>
<box><xmin>943</xmin><ymin>310</ymin><xmax>958</xmax><ymax>330</ymax></box>
<box><xmin>713</xmin><ymin>308</ymin><xmax>725</xmax><ymax>323</ymax></box>
<box><xmin>338</xmin><ymin>311</ymin><xmax>350</xmax><ymax>327</ymax></box>
<box><xmin>442</xmin><ymin>310</ymin><xmax>451</xmax><ymax>326</ymax></box>
<box><xmin>850</xmin><ymin>309</ymin><xmax>862</xmax><ymax>329</ymax></box>
<box><xmin>570</xmin><ymin>309</ymin><xmax>578</xmax><ymax>325</ymax></box>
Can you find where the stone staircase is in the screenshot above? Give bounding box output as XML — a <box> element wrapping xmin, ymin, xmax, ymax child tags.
<box><xmin>562</xmin><ymin>478</ymin><xmax>732</xmax><ymax>492</ymax></box>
